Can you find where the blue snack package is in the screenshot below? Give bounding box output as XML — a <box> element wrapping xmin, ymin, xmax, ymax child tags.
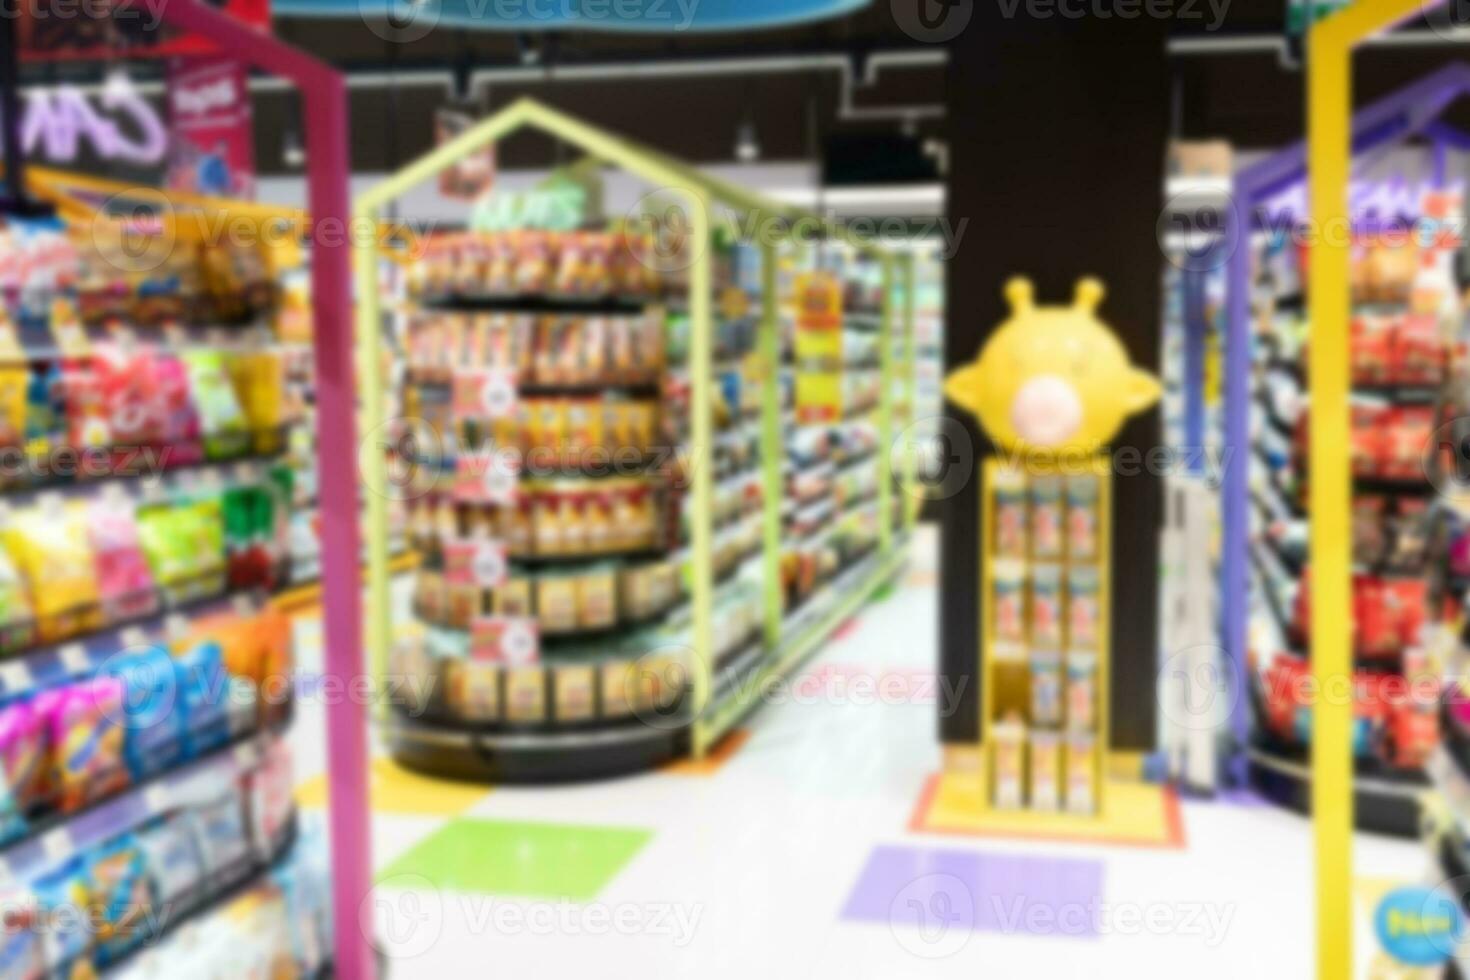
<box><xmin>85</xmin><ymin>835</ymin><xmax>157</xmax><ymax>965</ymax></box>
<box><xmin>31</xmin><ymin>859</ymin><xmax>91</xmax><ymax>972</ymax></box>
<box><xmin>102</xmin><ymin>647</ymin><xmax>186</xmax><ymax>780</ymax></box>
<box><xmin>175</xmin><ymin>643</ymin><xmax>231</xmax><ymax>758</ymax></box>
<box><xmin>135</xmin><ymin>815</ymin><xmax>205</xmax><ymax>910</ymax></box>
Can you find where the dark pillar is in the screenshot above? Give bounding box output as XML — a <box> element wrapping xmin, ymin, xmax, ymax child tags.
<box><xmin>940</xmin><ymin>14</ymin><xmax>1170</xmax><ymax>751</ymax></box>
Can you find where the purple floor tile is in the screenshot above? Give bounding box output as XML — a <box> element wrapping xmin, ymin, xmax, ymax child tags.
<box><xmin>841</xmin><ymin>845</ymin><xmax>1104</xmax><ymax>940</ymax></box>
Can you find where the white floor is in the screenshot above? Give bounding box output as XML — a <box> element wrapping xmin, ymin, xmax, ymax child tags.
<box><xmin>290</xmin><ymin>529</ymin><xmax>1422</xmax><ymax>979</ymax></box>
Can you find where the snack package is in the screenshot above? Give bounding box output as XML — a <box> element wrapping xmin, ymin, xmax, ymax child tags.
<box><xmin>0</xmin><ymin>546</ymin><xmax>35</xmax><ymax>654</ymax></box>
<box><xmin>447</xmin><ymin>660</ymin><xmax>501</xmax><ymax>723</ymax></box>
<box><xmin>1029</xmin><ymin>650</ymin><xmax>1063</xmax><ymax>727</ymax></box>
<box><xmin>136</xmin><ymin>505</ymin><xmax>193</xmax><ymax>602</ymax></box>
<box><xmin>85</xmin><ymin>495</ymin><xmax>159</xmax><ymax>624</ymax></box>
<box><xmin>1066</xmin><ymin>652</ymin><xmax>1098</xmax><ymax>731</ymax></box>
<box><xmin>1030</xmin><ymin>477</ymin><xmax>1064</xmax><ymax>559</ymax></box>
<box><xmin>993</xmin><ymin>481</ymin><xmax>1028</xmax><ymax>558</ymax></box>
<box><xmin>188</xmin><ymin>793</ymin><xmax>252</xmax><ymax>879</ymax></box>
<box><xmin>86</xmin><ymin>836</ymin><xmax>156</xmax><ymax>964</ymax></box>
<box><xmin>1065</xmin><ymin>733</ymin><xmax>1097</xmax><ymax>814</ymax></box>
<box><xmin>1030</xmin><ymin>565</ymin><xmax>1063</xmax><ymax>647</ymax></box>
<box><xmin>183</xmin><ymin>350</ymin><xmax>249</xmax><ymax>460</ymax></box>
<box><xmin>554</xmin><ymin>665</ymin><xmax>595</xmax><ymax>723</ymax></box>
<box><xmin>1065</xmin><ymin>477</ymin><xmax>1100</xmax><ymax>560</ymax></box>
<box><xmin>222</xmin><ymin>485</ymin><xmax>273</xmax><ymax>590</ymax></box>
<box><xmin>135</xmin><ymin>815</ymin><xmax>206</xmax><ymax>909</ymax></box>
<box><xmin>104</xmin><ymin>647</ymin><xmax>186</xmax><ymax>780</ymax></box>
<box><xmin>44</xmin><ymin>676</ymin><xmax>129</xmax><ymax>812</ymax></box>
<box><xmin>991</xmin><ymin>720</ymin><xmax>1026</xmax><ymax>809</ymax></box>
<box><xmin>504</xmin><ymin>666</ymin><xmax>547</xmax><ymax>724</ymax></box>
<box><xmin>31</xmin><ymin>860</ymin><xmax>91</xmax><ymax>973</ymax></box>
<box><xmin>152</xmin><ymin>354</ymin><xmax>203</xmax><ymax>466</ymax></box>
<box><xmin>1066</xmin><ymin>567</ymin><xmax>1101</xmax><ymax>648</ymax></box>
<box><xmin>5</xmin><ymin>503</ymin><xmax>102</xmax><ymax>642</ymax></box>
<box><xmin>992</xmin><ymin>564</ymin><xmax>1025</xmax><ymax>644</ymax></box>
<box><xmin>175</xmin><ymin>643</ymin><xmax>231</xmax><ymax>759</ymax></box>
<box><xmin>0</xmin><ymin>700</ymin><xmax>44</xmax><ymax>822</ymax></box>
<box><xmin>1029</xmin><ymin>730</ymin><xmax>1061</xmax><ymax>811</ymax></box>
<box><xmin>246</xmin><ymin>739</ymin><xmax>295</xmax><ymax>860</ymax></box>
<box><xmin>0</xmin><ymin>367</ymin><xmax>28</xmax><ymax>449</ymax></box>
<box><xmin>0</xmin><ymin>886</ymin><xmax>45</xmax><ymax>980</ymax></box>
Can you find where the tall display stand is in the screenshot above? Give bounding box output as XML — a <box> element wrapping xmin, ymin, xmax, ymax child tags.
<box><xmin>353</xmin><ymin>99</ymin><xmax>915</xmax><ymax>782</ymax></box>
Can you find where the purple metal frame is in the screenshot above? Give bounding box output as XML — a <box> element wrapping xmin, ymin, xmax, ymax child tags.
<box><xmin>145</xmin><ymin>5</ymin><xmax>375</xmax><ymax>978</ymax></box>
<box><xmin>1223</xmin><ymin>62</ymin><xmax>1470</xmax><ymax>784</ymax></box>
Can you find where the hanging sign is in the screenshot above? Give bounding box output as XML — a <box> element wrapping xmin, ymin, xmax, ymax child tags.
<box><xmin>4</xmin><ymin>76</ymin><xmax>168</xmax><ymax>167</ymax></box>
<box><xmin>436</xmin><ymin>110</ymin><xmax>496</xmax><ymax>201</ymax></box>
<box><xmin>165</xmin><ymin>56</ymin><xmax>256</xmax><ymax>200</ymax></box>
<box><xmin>793</xmin><ymin>271</ymin><xmax>844</xmax><ymax>424</ymax></box>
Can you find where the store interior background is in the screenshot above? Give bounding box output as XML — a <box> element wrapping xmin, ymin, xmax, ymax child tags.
<box><xmin>16</xmin><ymin>0</ymin><xmax>1470</xmax><ymax>975</ymax></box>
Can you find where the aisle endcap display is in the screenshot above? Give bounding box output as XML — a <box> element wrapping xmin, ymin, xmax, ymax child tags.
<box><xmin>354</xmin><ymin>98</ymin><xmax>918</xmax><ymax>782</ymax></box>
<box><xmin>946</xmin><ymin>277</ymin><xmax>1159</xmax><ymax>820</ymax></box>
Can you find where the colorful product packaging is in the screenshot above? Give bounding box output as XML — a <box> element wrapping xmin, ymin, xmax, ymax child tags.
<box><xmin>86</xmin><ymin>836</ymin><xmax>156</xmax><ymax>964</ymax></box>
<box><xmin>188</xmin><ymin>793</ymin><xmax>252</xmax><ymax>880</ymax></box>
<box><xmin>0</xmin><ymin>546</ymin><xmax>34</xmax><ymax>655</ymax></box>
<box><xmin>1029</xmin><ymin>730</ymin><xmax>1061</xmax><ymax>811</ymax></box>
<box><xmin>447</xmin><ymin>661</ymin><xmax>501</xmax><ymax>723</ymax></box>
<box><xmin>0</xmin><ymin>887</ymin><xmax>46</xmax><ymax>980</ymax></box>
<box><xmin>1066</xmin><ymin>567</ymin><xmax>1101</xmax><ymax>648</ymax></box>
<box><xmin>136</xmin><ymin>815</ymin><xmax>206</xmax><ymax>910</ymax></box>
<box><xmin>1066</xmin><ymin>652</ymin><xmax>1098</xmax><ymax>731</ymax></box>
<box><xmin>104</xmin><ymin>647</ymin><xmax>186</xmax><ymax>781</ymax></box>
<box><xmin>4</xmin><ymin>502</ymin><xmax>102</xmax><ymax>642</ymax></box>
<box><xmin>1029</xmin><ymin>650</ymin><xmax>1063</xmax><ymax>727</ymax></box>
<box><xmin>1030</xmin><ymin>477</ymin><xmax>1063</xmax><ymax>559</ymax></box>
<box><xmin>1065</xmin><ymin>732</ymin><xmax>1097</xmax><ymax>814</ymax></box>
<box><xmin>1065</xmin><ymin>476</ymin><xmax>1099</xmax><ymax>560</ymax></box>
<box><xmin>85</xmin><ymin>495</ymin><xmax>159</xmax><ymax>624</ymax></box>
<box><xmin>32</xmin><ymin>859</ymin><xmax>91</xmax><ymax>973</ymax></box>
<box><xmin>43</xmin><ymin>676</ymin><xmax>128</xmax><ymax>812</ymax></box>
<box><xmin>0</xmin><ymin>700</ymin><xmax>44</xmax><ymax>823</ymax></box>
<box><xmin>992</xmin><ymin>564</ymin><xmax>1026</xmax><ymax>645</ymax></box>
<box><xmin>1030</xmin><ymin>564</ymin><xmax>1063</xmax><ymax>647</ymax></box>
<box><xmin>175</xmin><ymin>643</ymin><xmax>232</xmax><ymax>759</ymax></box>
<box><xmin>991</xmin><ymin>720</ymin><xmax>1026</xmax><ymax>809</ymax></box>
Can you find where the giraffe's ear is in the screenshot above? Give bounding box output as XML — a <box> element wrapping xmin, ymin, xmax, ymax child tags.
<box><xmin>944</xmin><ymin>362</ymin><xmax>988</xmax><ymax>419</ymax></box>
<box><xmin>1004</xmin><ymin>278</ymin><xmax>1033</xmax><ymax>316</ymax></box>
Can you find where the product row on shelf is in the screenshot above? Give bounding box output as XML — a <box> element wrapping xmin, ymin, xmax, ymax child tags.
<box><xmin>1246</xmin><ymin>218</ymin><xmax>1467</xmax><ymax>835</ymax></box>
<box><xmin>0</xmin><ymin>194</ymin><xmax>318</xmax><ymax>963</ymax></box>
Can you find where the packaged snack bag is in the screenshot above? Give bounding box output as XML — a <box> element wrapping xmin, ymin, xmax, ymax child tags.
<box><xmin>1065</xmin><ymin>733</ymin><xmax>1098</xmax><ymax>814</ymax></box>
<box><xmin>0</xmin><ymin>886</ymin><xmax>45</xmax><ymax>980</ymax></box>
<box><xmin>174</xmin><ymin>496</ymin><xmax>226</xmax><ymax>600</ymax></box>
<box><xmin>0</xmin><ymin>367</ymin><xmax>27</xmax><ymax>449</ymax></box>
<box><xmin>187</xmin><ymin>793</ymin><xmax>252</xmax><ymax>879</ymax></box>
<box><xmin>991</xmin><ymin>719</ymin><xmax>1026</xmax><ymax>809</ymax></box>
<box><xmin>1030</xmin><ymin>477</ymin><xmax>1064</xmax><ymax>559</ymax></box>
<box><xmin>1029</xmin><ymin>650</ymin><xmax>1063</xmax><ymax>727</ymax></box>
<box><xmin>1030</xmin><ymin>565</ymin><xmax>1063</xmax><ymax>647</ymax></box>
<box><xmin>246</xmin><ymin>739</ymin><xmax>294</xmax><ymax>860</ymax></box>
<box><xmin>103</xmin><ymin>647</ymin><xmax>185</xmax><ymax>780</ymax></box>
<box><xmin>136</xmin><ymin>505</ymin><xmax>194</xmax><ymax>602</ymax></box>
<box><xmin>152</xmin><ymin>354</ymin><xmax>202</xmax><ymax>466</ymax></box>
<box><xmin>1066</xmin><ymin>652</ymin><xmax>1098</xmax><ymax>731</ymax></box>
<box><xmin>136</xmin><ymin>815</ymin><xmax>205</xmax><ymax>909</ymax></box>
<box><xmin>0</xmin><ymin>700</ymin><xmax>44</xmax><ymax>820</ymax></box>
<box><xmin>1030</xmin><ymin>730</ymin><xmax>1061</xmax><ymax>811</ymax></box>
<box><xmin>447</xmin><ymin>660</ymin><xmax>501</xmax><ymax>723</ymax></box>
<box><xmin>554</xmin><ymin>664</ymin><xmax>595</xmax><ymax>723</ymax></box>
<box><xmin>1065</xmin><ymin>477</ymin><xmax>1100</xmax><ymax>560</ymax></box>
<box><xmin>992</xmin><ymin>564</ymin><xmax>1025</xmax><ymax>644</ymax></box>
<box><xmin>46</xmin><ymin>677</ymin><xmax>129</xmax><ymax>811</ymax></box>
<box><xmin>84</xmin><ymin>494</ymin><xmax>158</xmax><ymax>624</ymax></box>
<box><xmin>86</xmin><ymin>837</ymin><xmax>156</xmax><ymax>964</ymax></box>
<box><xmin>5</xmin><ymin>503</ymin><xmax>101</xmax><ymax>642</ymax></box>
<box><xmin>1066</xmin><ymin>567</ymin><xmax>1101</xmax><ymax>648</ymax></box>
<box><xmin>0</xmin><ymin>544</ymin><xmax>36</xmax><ymax>654</ymax></box>
<box><xmin>993</xmin><ymin>480</ymin><xmax>1027</xmax><ymax>558</ymax></box>
<box><xmin>32</xmin><ymin>860</ymin><xmax>92</xmax><ymax>973</ymax></box>
<box><xmin>174</xmin><ymin>642</ymin><xmax>231</xmax><ymax>758</ymax></box>
<box><xmin>183</xmin><ymin>350</ymin><xmax>249</xmax><ymax>460</ymax></box>
<box><xmin>504</xmin><ymin>666</ymin><xmax>547</xmax><ymax>724</ymax></box>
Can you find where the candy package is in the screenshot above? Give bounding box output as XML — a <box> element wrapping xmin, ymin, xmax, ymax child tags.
<box><xmin>1029</xmin><ymin>650</ymin><xmax>1063</xmax><ymax>727</ymax></box>
<box><xmin>1066</xmin><ymin>652</ymin><xmax>1097</xmax><ymax>731</ymax></box>
<box><xmin>183</xmin><ymin>350</ymin><xmax>249</xmax><ymax>460</ymax></box>
<box><xmin>1066</xmin><ymin>567</ymin><xmax>1101</xmax><ymax>648</ymax></box>
<box><xmin>991</xmin><ymin>720</ymin><xmax>1026</xmax><ymax>809</ymax></box>
<box><xmin>44</xmin><ymin>676</ymin><xmax>129</xmax><ymax>812</ymax></box>
<box><xmin>0</xmin><ymin>546</ymin><xmax>35</xmax><ymax>654</ymax></box>
<box><xmin>0</xmin><ymin>700</ymin><xmax>44</xmax><ymax>821</ymax></box>
<box><xmin>32</xmin><ymin>859</ymin><xmax>91</xmax><ymax>973</ymax></box>
<box><xmin>0</xmin><ymin>886</ymin><xmax>45</xmax><ymax>980</ymax></box>
<box><xmin>246</xmin><ymin>739</ymin><xmax>295</xmax><ymax>860</ymax></box>
<box><xmin>992</xmin><ymin>564</ymin><xmax>1025</xmax><ymax>645</ymax></box>
<box><xmin>1030</xmin><ymin>565</ymin><xmax>1063</xmax><ymax>647</ymax></box>
<box><xmin>136</xmin><ymin>815</ymin><xmax>206</xmax><ymax>909</ymax></box>
<box><xmin>1065</xmin><ymin>477</ymin><xmax>1100</xmax><ymax>560</ymax></box>
<box><xmin>188</xmin><ymin>793</ymin><xmax>252</xmax><ymax>880</ymax></box>
<box><xmin>85</xmin><ymin>495</ymin><xmax>159</xmax><ymax>623</ymax></box>
<box><xmin>104</xmin><ymin>647</ymin><xmax>186</xmax><ymax>780</ymax></box>
<box><xmin>1029</xmin><ymin>730</ymin><xmax>1061</xmax><ymax>812</ymax></box>
<box><xmin>1065</xmin><ymin>733</ymin><xmax>1097</xmax><ymax>814</ymax></box>
<box><xmin>86</xmin><ymin>836</ymin><xmax>156</xmax><ymax>964</ymax></box>
<box><xmin>1030</xmin><ymin>477</ymin><xmax>1063</xmax><ymax>559</ymax></box>
<box><xmin>4</xmin><ymin>503</ymin><xmax>102</xmax><ymax>642</ymax></box>
<box><xmin>175</xmin><ymin>642</ymin><xmax>231</xmax><ymax>759</ymax></box>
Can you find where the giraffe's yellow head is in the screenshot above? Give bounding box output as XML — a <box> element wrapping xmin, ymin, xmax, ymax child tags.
<box><xmin>944</xmin><ymin>277</ymin><xmax>1160</xmax><ymax>454</ymax></box>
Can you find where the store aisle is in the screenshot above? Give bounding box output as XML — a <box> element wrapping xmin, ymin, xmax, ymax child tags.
<box><xmin>289</xmin><ymin>528</ymin><xmax>1419</xmax><ymax>980</ymax></box>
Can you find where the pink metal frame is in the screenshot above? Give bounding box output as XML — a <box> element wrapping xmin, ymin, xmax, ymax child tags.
<box><xmin>149</xmin><ymin>3</ymin><xmax>375</xmax><ymax>977</ymax></box>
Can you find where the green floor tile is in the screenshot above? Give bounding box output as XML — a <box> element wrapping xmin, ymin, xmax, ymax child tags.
<box><xmin>377</xmin><ymin>818</ymin><xmax>654</xmax><ymax>901</ymax></box>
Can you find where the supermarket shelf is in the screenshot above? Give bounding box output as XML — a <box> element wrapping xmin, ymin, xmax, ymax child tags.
<box><xmin>101</xmin><ymin>811</ymin><xmax>301</xmax><ymax>978</ymax></box>
<box><xmin>1245</xmin><ymin>737</ymin><xmax>1426</xmax><ymax>838</ymax></box>
<box><xmin>1</xmin><ymin>714</ymin><xmax>292</xmax><ymax>880</ymax></box>
<box><xmin>0</xmin><ymin>588</ymin><xmax>280</xmax><ymax>699</ymax></box>
<box><xmin>414</xmin><ymin>293</ymin><xmax>662</xmax><ymax>314</ymax></box>
<box><xmin>700</xmin><ymin>546</ymin><xmax>907</xmax><ymax>748</ymax></box>
<box><xmin>274</xmin><ymin>551</ymin><xmax>419</xmax><ymax>613</ymax></box>
<box><xmin>0</xmin><ymin>447</ymin><xmax>291</xmax><ymax>509</ymax></box>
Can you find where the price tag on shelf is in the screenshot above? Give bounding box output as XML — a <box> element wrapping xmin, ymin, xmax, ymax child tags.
<box><xmin>469</xmin><ymin>616</ymin><xmax>540</xmax><ymax>666</ymax></box>
<box><xmin>143</xmin><ymin>783</ymin><xmax>172</xmax><ymax>814</ymax></box>
<box><xmin>41</xmin><ymin>828</ymin><xmax>72</xmax><ymax>863</ymax></box>
<box><xmin>59</xmin><ymin>644</ymin><xmax>90</xmax><ymax>676</ymax></box>
<box><xmin>452</xmin><ymin>368</ymin><xmax>519</xmax><ymax>420</ymax></box>
<box><xmin>0</xmin><ymin>660</ymin><xmax>32</xmax><ymax>694</ymax></box>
